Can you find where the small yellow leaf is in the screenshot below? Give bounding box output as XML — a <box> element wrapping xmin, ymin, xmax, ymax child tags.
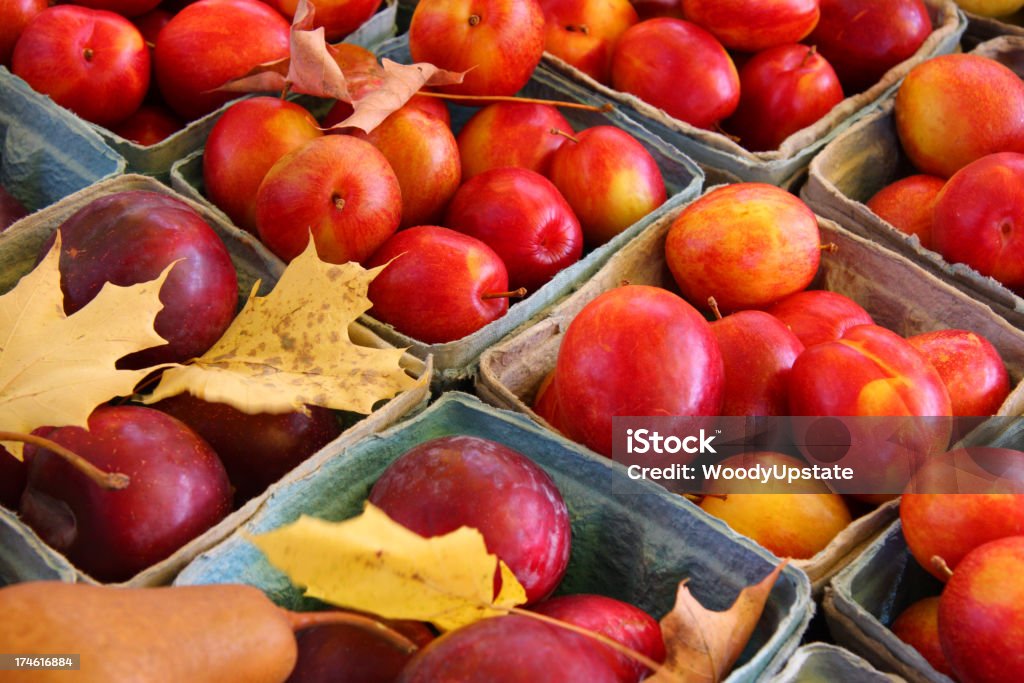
<box><xmin>142</xmin><ymin>238</ymin><xmax>418</xmax><ymax>415</ymax></box>
<box><xmin>646</xmin><ymin>560</ymin><xmax>788</xmax><ymax>683</ymax></box>
<box><xmin>249</xmin><ymin>503</ymin><xmax>529</xmax><ymax>631</ymax></box>
<box><xmin>0</xmin><ymin>233</ymin><xmax>172</xmax><ymax>459</ymax></box>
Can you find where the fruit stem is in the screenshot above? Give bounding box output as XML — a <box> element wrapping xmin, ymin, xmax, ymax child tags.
<box><xmin>931</xmin><ymin>555</ymin><xmax>954</xmax><ymax>581</ymax></box>
<box><xmin>821</xmin><ymin>242</ymin><xmax>838</xmax><ymax>253</ymax></box>
<box><xmin>566</xmin><ymin>23</ymin><xmax>590</xmax><ymax>35</ymax></box>
<box><xmin>508</xmin><ymin>607</ymin><xmax>673</xmax><ymax>679</ymax></box>
<box><xmin>83</xmin><ymin>48</ymin><xmax>94</xmax><ymax>63</ymax></box>
<box><xmin>801</xmin><ymin>45</ymin><xmax>818</xmax><ymax>68</ymax></box>
<box><xmin>281</xmin><ymin>609</ymin><xmax>420</xmax><ymax>655</ymax></box>
<box><xmin>417</xmin><ymin>91</ymin><xmax>613</xmax><ymax>113</ymax></box>
<box><xmin>0</xmin><ymin>430</ymin><xmax>130</xmax><ymax>490</ymax></box>
<box><xmin>707</xmin><ymin>296</ymin><xmax>723</xmax><ymax>321</ymax></box>
<box><xmin>550</xmin><ymin>128</ymin><xmax>580</xmax><ymax>144</ymax></box>
<box><xmin>482</xmin><ymin>287</ymin><xmax>528</xmax><ymax>300</ymax></box>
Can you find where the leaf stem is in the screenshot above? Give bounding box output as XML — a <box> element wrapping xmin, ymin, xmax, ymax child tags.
<box><xmin>418</xmin><ymin>91</ymin><xmax>613</xmax><ymax>113</ymax></box>
<box><xmin>0</xmin><ymin>431</ymin><xmax>129</xmax><ymax>490</ymax></box>
<box><xmin>282</xmin><ymin>608</ymin><xmax>420</xmax><ymax>655</ymax></box>
<box><xmin>507</xmin><ymin>607</ymin><xmax>675</xmax><ymax>680</ymax></box>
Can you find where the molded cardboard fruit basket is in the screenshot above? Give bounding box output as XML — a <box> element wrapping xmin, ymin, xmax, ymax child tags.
<box><xmin>175</xmin><ymin>391</ymin><xmax>814</xmax><ymax>683</ymax></box>
<box><xmin>170</xmin><ymin>34</ymin><xmax>705</xmax><ymax>391</ymax></box>
<box><xmin>475</xmin><ymin>186</ymin><xmax>1024</xmax><ymax>594</ymax></box>
<box><xmin>0</xmin><ymin>66</ymin><xmax>125</xmax><ymax>214</ymax></box>
<box><xmin>0</xmin><ymin>1</ymin><xmax>397</xmax><ymax>180</ymax></box>
<box><xmin>801</xmin><ymin>36</ymin><xmax>1024</xmax><ymax>331</ymax></box>
<box><xmin>541</xmin><ymin>0</ymin><xmax>965</xmax><ymax>188</ymax></box>
<box><xmin>768</xmin><ymin>642</ymin><xmax>901</xmax><ymax>683</ymax></box>
<box><xmin>0</xmin><ymin>173</ymin><xmax>431</xmax><ymax>588</ymax></box>
<box><xmin>824</xmin><ymin>520</ymin><xmax>951</xmax><ymax>683</ymax></box>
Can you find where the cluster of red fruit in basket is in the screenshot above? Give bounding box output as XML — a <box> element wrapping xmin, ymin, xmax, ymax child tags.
<box><xmin>866</xmin><ymin>52</ymin><xmax>1024</xmax><ymax>293</ymax></box>
<box><xmin>527</xmin><ymin>0</ymin><xmax>933</xmax><ymax>151</ymax></box>
<box><xmin>531</xmin><ymin>183</ymin><xmax>1012</xmax><ymax>562</ymax></box>
<box><xmin>892</xmin><ymin>485</ymin><xmax>1024</xmax><ymax>683</ymax></box>
<box><xmin>201</xmin><ymin>43</ymin><xmax>667</xmax><ymax>344</ymax></box>
<box><xmin>0</xmin><ymin>0</ymin><xmax>380</xmax><ymax>143</ymax></box>
<box><xmin>0</xmin><ymin>189</ymin><xmax>343</xmax><ymax>583</ymax></box>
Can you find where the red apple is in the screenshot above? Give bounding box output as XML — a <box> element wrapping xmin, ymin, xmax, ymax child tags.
<box><xmin>681</xmin><ymin>0</ymin><xmax>820</xmax><ymax>52</ymax></box>
<box><xmin>531</xmin><ymin>594</ymin><xmax>666</xmax><ymax>683</ymax></box>
<box><xmin>444</xmin><ymin>167</ymin><xmax>583</xmax><ymax>293</ymax></box>
<box><xmin>809</xmin><ymin>0</ymin><xmax>931</xmax><ymax>94</ymax></box>
<box><xmin>764</xmin><ymin>289</ymin><xmax>874</xmax><ymax>348</ymax></box>
<box><xmin>789</xmin><ymin>324</ymin><xmax>953</xmax><ymax>495</ymax></box>
<box><xmin>865</xmin><ymin>174</ymin><xmax>944</xmax><ymax>250</ymax></box>
<box><xmin>931</xmin><ymin>152</ymin><xmax>1024</xmax><ymax>290</ymax></box>
<box><xmin>204</xmin><ymin>97</ymin><xmax>323</xmax><ymax>234</ymax></box>
<box><xmin>901</xmin><ymin>486</ymin><xmax>1024</xmax><ymax>581</ymax></box>
<box><xmin>73</xmin><ymin>0</ymin><xmax>161</xmax><ymax>18</ymax></box>
<box><xmin>907</xmin><ymin>329</ymin><xmax>1010</xmax><ymax>417</ymax></box>
<box><xmin>369</xmin><ymin>435</ymin><xmax>571</xmax><ymax>604</ymax></box>
<box><xmin>553</xmin><ymin>285</ymin><xmax>724</xmax><ymax>457</ymax></box>
<box><xmin>0</xmin><ymin>446</ymin><xmax>27</xmax><ymax>510</ymax></box>
<box><xmin>666</xmin><ymin>183</ymin><xmax>821</xmax><ymax>312</ymax></box>
<box><xmin>398</xmin><ymin>614</ymin><xmax>620</xmax><ymax>682</ymax></box>
<box><xmin>532</xmin><ymin>369</ymin><xmax>568</xmax><ymax>434</ymax></box>
<box><xmin>318</xmin><ymin>43</ymin><xmax>389</xmax><ymax>127</ymax></box>
<box><xmin>256</xmin><ymin>135</ymin><xmax>401</xmax><ymax>265</ymax></box>
<box><xmin>0</xmin><ymin>185</ymin><xmax>29</xmax><ymax>231</ymax></box>
<box><xmin>366</xmin><ymin>226</ymin><xmax>511</xmax><ymax>343</ymax></box>
<box><xmin>0</xmin><ymin>0</ymin><xmax>47</xmax><ymax>67</ymax></box>
<box><xmin>110</xmin><ymin>104</ymin><xmax>184</xmax><ymax>146</ymax></box>
<box><xmin>939</xmin><ymin>536</ymin><xmax>1024</xmax><ymax>683</ymax></box>
<box><xmin>288</xmin><ymin>618</ymin><xmax>432</xmax><ymax>683</ymax></box>
<box><xmin>895</xmin><ymin>54</ymin><xmax>1024</xmax><ymax>179</ymax></box>
<box><xmin>12</xmin><ymin>5</ymin><xmax>150</xmax><ymax>127</ymax></box>
<box><xmin>153</xmin><ymin>394</ymin><xmax>341</xmax><ymax>505</ymax></box>
<box><xmin>547</xmin><ymin>125</ymin><xmax>666</xmax><ymax>247</ymax></box>
<box><xmin>539</xmin><ymin>0</ymin><xmax>638</xmax><ymax>84</ymax></box>
<box><xmin>19</xmin><ymin>405</ymin><xmax>233</xmax><ymax>582</ymax></box>
<box><xmin>350</xmin><ymin>102</ymin><xmax>462</xmax><ymax>229</ymax></box>
<box><xmin>409</xmin><ymin>0</ymin><xmax>546</xmax><ymax>97</ymax></box>
<box><xmin>153</xmin><ymin>0</ymin><xmax>291</xmax><ymax>121</ymax></box>
<box><xmin>132</xmin><ymin>6</ymin><xmax>173</xmax><ymax>44</ymax></box>
<box><xmin>891</xmin><ymin>597</ymin><xmax>954</xmax><ymax>678</ymax></box>
<box><xmin>610</xmin><ymin>18</ymin><xmax>739</xmax><ymax>130</ymax></box>
<box><xmin>456</xmin><ymin>101</ymin><xmax>573</xmax><ymax>179</ymax></box>
<box><xmin>724</xmin><ymin>43</ymin><xmax>844</xmax><ymax>153</ymax></box>
<box><xmin>710</xmin><ymin>309</ymin><xmax>805</xmax><ymax>416</ymax></box>
<box><xmin>55</xmin><ymin>190</ymin><xmax>239</xmax><ymax>367</ymax></box>
<box><xmin>272</xmin><ymin>0</ymin><xmax>379</xmax><ymax>41</ymax></box>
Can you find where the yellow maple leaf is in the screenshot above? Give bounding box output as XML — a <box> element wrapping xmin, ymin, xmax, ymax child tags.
<box><xmin>249</xmin><ymin>503</ymin><xmax>529</xmax><ymax>631</ymax></box>
<box><xmin>142</xmin><ymin>238</ymin><xmax>417</xmax><ymax>415</ymax></box>
<box><xmin>0</xmin><ymin>234</ymin><xmax>172</xmax><ymax>459</ymax></box>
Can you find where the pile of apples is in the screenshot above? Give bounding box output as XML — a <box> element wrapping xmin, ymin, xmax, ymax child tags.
<box><xmin>534</xmin><ymin>183</ymin><xmax>1012</xmax><ymax>560</ymax></box>
<box><xmin>0</xmin><ymin>0</ymin><xmax>380</xmax><ymax>145</ymax></box>
<box><xmin>200</xmin><ymin>43</ymin><xmax>668</xmax><ymax>344</ymax></box>
<box><xmin>890</xmin><ymin>480</ymin><xmax>1024</xmax><ymax>683</ymax></box>
<box><xmin>0</xmin><ymin>189</ymin><xmax>342</xmax><ymax>582</ymax></box>
<box><xmin>536</xmin><ymin>0</ymin><xmax>935</xmax><ymax>151</ymax></box>
<box><xmin>866</xmin><ymin>52</ymin><xmax>1024</xmax><ymax>293</ymax></box>
<box><xmin>285</xmin><ymin>433</ymin><xmax>668</xmax><ymax>682</ymax></box>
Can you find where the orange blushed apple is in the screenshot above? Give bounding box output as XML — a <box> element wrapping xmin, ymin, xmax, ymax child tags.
<box><xmin>539</xmin><ymin>0</ymin><xmax>638</xmax><ymax>84</ymax></box>
<box><xmin>865</xmin><ymin>174</ymin><xmax>944</xmax><ymax>250</ymax></box>
<box><xmin>456</xmin><ymin>101</ymin><xmax>573</xmax><ymax>179</ymax></box>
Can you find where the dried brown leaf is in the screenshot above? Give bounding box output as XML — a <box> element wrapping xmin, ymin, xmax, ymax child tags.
<box><xmin>646</xmin><ymin>560</ymin><xmax>789</xmax><ymax>683</ymax></box>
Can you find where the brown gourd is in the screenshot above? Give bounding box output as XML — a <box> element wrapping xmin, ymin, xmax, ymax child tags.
<box><xmin>0</xmin><ymin>582</ymin><xmax>298</xmax><ymax>683</ymax></box>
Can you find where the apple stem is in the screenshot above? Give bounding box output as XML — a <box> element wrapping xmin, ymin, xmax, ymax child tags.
<box><xmin>707</xmin><ymin>296</ymin><xmax>724</xmax><ymax>321</ymax></box>
<box><xmin>83</xmin><ymin>48</ymin><xmax>94</xmax><ymax>63</ymax></box>
<box><xmin>0</xmin><ymin>430</ymin><xmax>130</xmax><ymax>490</ymax></box>
<box><xmin>281</xmin><ymin>608</ymin><xmax>419</xmax><ymax>654</ymax></box>
<box><xmin>714</xmin><ymin>124</ymin><xmax>741</xmax><ymax>144</ymax></box>
<box><xmin>482</xmin><ymin>287</ymin><xmax>528</xmax><ymax>300</ymax></box>
<box><xmin>820</xmin><ymin>242</ymin><xmax>838</xmax><ymax>253</ymax></box>
<box><xmin>507</xmin><ymin>607</ymin><xmax>671</xmax><ymax>679</ymax></box>
<box><xmin>566</xmin><ymin>24</ymin><xmax>590</xmax><ymax>35</ymax></box>
<box><xmin>417</xmin><ymin>91</ymin><xmax>613</xmax><ymax>113</ymax></box>
<box><xmin>931</xmin><ymin>555</ymin><xmax>954</xmax><ymax>581</ymax></box>
<box><xmin>550</xmin><ymin>128</ymin><xmax>580</xmax><ymax>144</ymax></box>
<box><xmin>801</xmin><ymin>45</ymin><xmax>818</xmax><ymax>67</ymax></box>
